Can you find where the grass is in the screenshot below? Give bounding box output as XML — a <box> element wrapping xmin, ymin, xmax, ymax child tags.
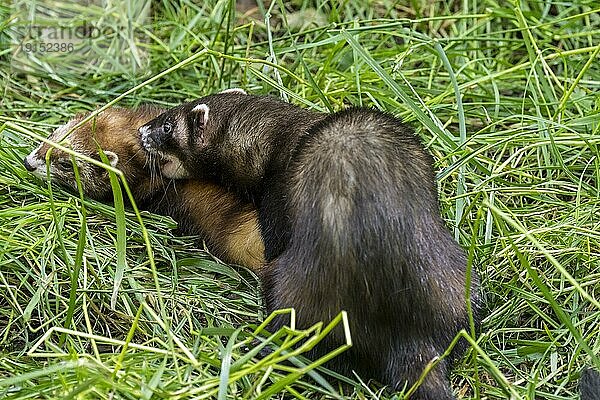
<box><xmin>1</xmin><ymin>0</ymin><xmax>599</xmax><ymax>398</ymax></box>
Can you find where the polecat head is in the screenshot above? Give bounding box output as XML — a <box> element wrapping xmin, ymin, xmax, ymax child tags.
<box><xmin>138</xmin><ymin>88</ymin><xmax>248</xmax><ymax>179</ymax></box>
<box><xmin>24</xmin><ymin>105</ymin><xmax>165</xmax><ymax>201</ymax></box>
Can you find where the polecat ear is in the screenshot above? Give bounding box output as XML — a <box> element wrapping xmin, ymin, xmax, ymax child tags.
<box><xmin>104</xmin><ymin>151</ymin><xmax>119</xmax><ymax>167</ymax></box>
<box><xmin>219</xmin><ymin>88</ymin><xmax>247</xmax><ymax>95</ymax></box>
<box><xmin>192</xmin><ymin>103</ymin><xmax>210</xmax><ymax>127</ymax></box>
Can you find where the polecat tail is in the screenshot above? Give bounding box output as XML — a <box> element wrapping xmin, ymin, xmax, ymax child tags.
<box><xmin>580</xmin><ymin>368</ymin><xmax>600</xmax><ymax>400</ymax></box>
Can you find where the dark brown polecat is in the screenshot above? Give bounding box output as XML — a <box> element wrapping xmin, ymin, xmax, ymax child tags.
<box><xmin>138</xmin><ymin>92</ymin><xmax>481</xmax><ymax>399</ymax></box>
<box><xmin>23</xmin><ymin>106</ymin><xmax>265</xmax><ymax>269</ymax></box>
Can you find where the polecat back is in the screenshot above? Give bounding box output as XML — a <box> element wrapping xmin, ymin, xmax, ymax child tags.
<box><xmin>24</xmin><ymin>106</ymin><xmax>265</xmax><ymax>269</ymax></box>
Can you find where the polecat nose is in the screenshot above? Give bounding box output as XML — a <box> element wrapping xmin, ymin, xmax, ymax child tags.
<box><xmin>138</xmin><ymin>125</ymin><xmax>149</xmax><ymax>137</ymax></box>
<box><xmin>23</xmin><ymin>156</ymin><xmax>37</xmax><ymax>172</ymax></box>
<box><xmin>139</xmin><ymin>125</ymin><xmax>155</xmax><ymax>144</ymax></box>
<box><xmin>139</xmin><ymin>125</ymin><xmax>163</xmax><ymax>149</ymax></box>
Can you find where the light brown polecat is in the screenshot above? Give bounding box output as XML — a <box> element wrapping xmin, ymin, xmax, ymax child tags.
<box><xmin>23</xmin><ymin>106</ymin><xmax>265</xmax><ymax>269</ymax></box>
<box><xmin>138</xmin><ymin>92</ymin><xmax>481</xmax><ymax>399</ymax></box>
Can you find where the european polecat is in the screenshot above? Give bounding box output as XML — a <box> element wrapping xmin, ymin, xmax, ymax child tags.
<box><xmin>138</xmin><ymin>92</ymin><xmax>481</xmax><ymax>398</ymax></box>
<box><xmin>23</xmin><ymin>106</ymin><xmax>265</xmax><ymax>269</ymax></box>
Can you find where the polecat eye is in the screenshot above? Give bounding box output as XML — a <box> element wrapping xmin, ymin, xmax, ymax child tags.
<box><xmin>56</xmin><ymin>158</ymin><xmax>73</xmax><ymax>170</ymax></box>
<box><xmin>163</xmin><ymin>121</ymin><xmax>173</xmax><ymax>135</ymax></box>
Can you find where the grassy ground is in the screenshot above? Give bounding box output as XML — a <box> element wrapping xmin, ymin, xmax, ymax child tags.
<box><xmin>1</xmin><ymin>0</ymin><xmax>599</xmax><ymax>398</ymax></box>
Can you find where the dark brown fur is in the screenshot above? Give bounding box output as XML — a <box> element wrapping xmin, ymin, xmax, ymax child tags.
<box><xmin>580</xmin><ymin>367</ymin><xmax>600</xmax><ymax>400</ymax></box>
<box><xmin>140</xmin><ymin>93</ymin><xmax>480</xmax><ymax>398</ymax></box>
<box><xmin>24</xmin><ymin>106</ymin><xmax>264</xmax><ymax>269</ymax></box>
